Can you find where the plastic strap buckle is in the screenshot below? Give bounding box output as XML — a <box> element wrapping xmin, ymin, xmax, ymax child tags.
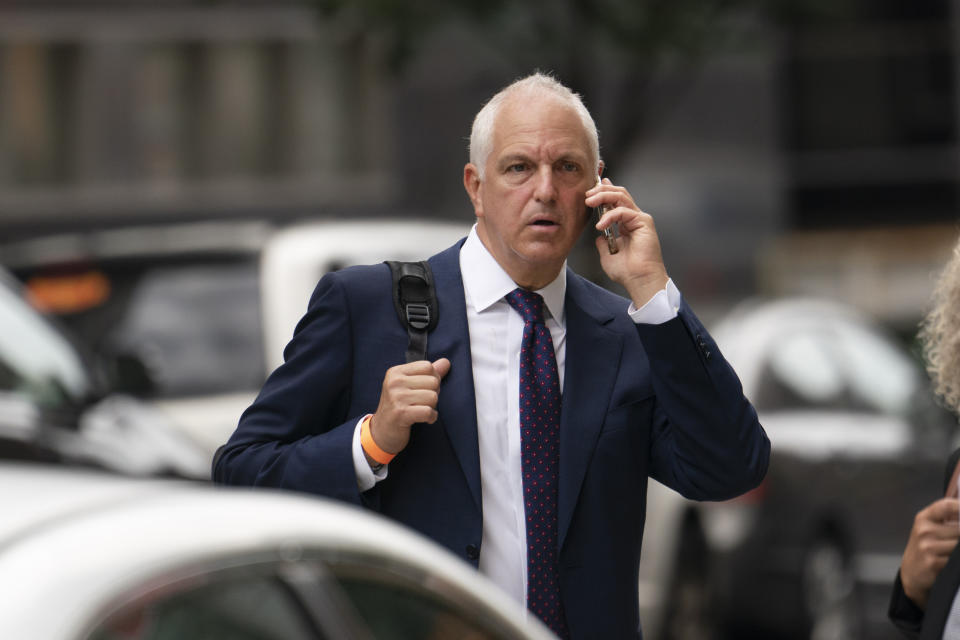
<box><xmin>405</xmin><ymin>303</ymin><xmax>430</xmax><ymax>330</ymax></box>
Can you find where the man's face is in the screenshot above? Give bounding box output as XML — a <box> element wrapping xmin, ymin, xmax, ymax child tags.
<box><xmin>464</xmin><ymin>96</ymin><xmax>598</xmax><ymax>290</ymax></box>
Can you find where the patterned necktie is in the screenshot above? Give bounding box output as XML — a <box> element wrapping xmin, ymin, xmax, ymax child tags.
<box><xmin>504</xmin><ymin>288</ymin><xmax>568</xmax><ymax>638</ymax></box>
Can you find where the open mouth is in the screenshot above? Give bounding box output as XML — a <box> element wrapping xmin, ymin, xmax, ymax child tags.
<box><xmin>532</xmin><ymin>220</ymin><xmax>557</xmax><ymax>227</ymax></box>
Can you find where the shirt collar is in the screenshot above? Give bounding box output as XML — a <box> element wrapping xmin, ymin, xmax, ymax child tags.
<box><xmin>460</xmin><ymin>224</ymin><xmax>566</xmax><ymax>324</ymax></box>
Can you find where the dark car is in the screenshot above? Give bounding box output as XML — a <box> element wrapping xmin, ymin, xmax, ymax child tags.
<box><xmin>639</xmin><ymin>297</ymin><xmax>956</xmax><ymax>640</ymax></box>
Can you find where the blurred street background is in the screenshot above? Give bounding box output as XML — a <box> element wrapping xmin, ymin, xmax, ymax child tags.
<box><xmin>3</xmin><ymin>0</ymin><xmax>959</xmax><ymax>325</ymax></box>
<box><xmin>2</xmin><ymin>1</ymin><xmax>960</xmax><ymax>639</ymax></box>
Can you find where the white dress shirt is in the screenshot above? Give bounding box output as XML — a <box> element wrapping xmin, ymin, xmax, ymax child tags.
<box><xmin>353</xmin><ymin>224</ymin><xmax>680</xmax><ymax>607</ymax></box>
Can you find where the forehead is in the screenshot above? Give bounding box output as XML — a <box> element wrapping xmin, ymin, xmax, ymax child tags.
<box><xmin>490</xmin><ymin>95</ymin><xmax>592</xmax><ymax>159</ymax></box>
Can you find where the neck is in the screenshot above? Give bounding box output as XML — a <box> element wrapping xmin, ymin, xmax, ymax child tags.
<box><xmin>500</xmin><ymin>258</ymin><xmax>562</xmax><ymax>291</ymax></box>
<box><xmin>513</xmin><ymin>272</ymin><xmax>558</xmax><ymax>291</ymax></box>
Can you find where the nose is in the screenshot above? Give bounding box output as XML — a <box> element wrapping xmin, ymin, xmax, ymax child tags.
<box><xmin>533</xmin><ymin>165</ymin><xmax>557</xmax><ymax>203</ymax></box>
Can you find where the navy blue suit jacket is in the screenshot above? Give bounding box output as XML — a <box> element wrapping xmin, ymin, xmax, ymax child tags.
<box><xmin>214</xmin><ymin>240</ymin><xmax>770</xmax><ymax>638</ymax></box>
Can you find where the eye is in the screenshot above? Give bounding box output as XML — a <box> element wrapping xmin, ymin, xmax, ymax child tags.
<box><xmin>559</xmin><ymin>161</ymin><xmax>579</xmax><ymax>173</ymax></box>
<box><xmin>507</xmin><ymin>163</ymin><xmax>528</xmax><ymax>173</ymax></box>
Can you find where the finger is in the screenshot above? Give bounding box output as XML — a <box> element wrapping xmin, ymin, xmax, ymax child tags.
<box><xmin>586</xmin><ymin>178</ymin><xmax>615</xmax><ymax>197</ymax></box>
<box><xmin>383</xmin><ymin>362</ymin><xmax>438</xmax><ymax>389</ymax></box>
<box><xmin>407</xmin><ymin>374</ymin><xmax>444</xmax><ymax>390</ymax></box>
<box><xmin>915</xmin><ymin>522</ymin><xmax>960</xmax><ymax>546</ymax></box>
<box><xmin>384</xmin><ymin>375</ymin><xmax>443</xmax><ymax>397</ymax></box>
<box><xmin>595</xmin><ymin>234</ymin><xmax>614</xmax><ymax>254</ymax></box>
<box><xmin>585</xmin><ymin>187</ymin><xmax>633</xmax><ymax>211</ymax></box>
<box><xmin>926</xmin><ymin>498</ymin><xmax>960</xmax><ymax>523</ymax></box>
<box><xmin>596</xmin><ymin>206</ymin><xmax>654</xmax><ymax>233</ymax></box>
<box><xmin>925</xmin><ymin>528</ymin><xmax>960</xmax><ymax>547</ymax></box>
<box><xmin>393</xmin><ymin>360</ymin><xmax>441</xmax><ymax>376</ymax></box>
<box><xmin>594</xmin><ymin>205</ymin><xmax>628</xmax><ymax>231</ymax></box>
<box><xmin>402</xmin><ymin>402</ymin><xmax>440</xmax><ymax>423</ymax></box>
<box><xmin>400</xmin><ymin>388</ymin><xmax>440</xmax><ymax>408</ymax></box>
<box><xmin>926</xmin><ymin>539</ymin><xmax>960</xmax><ymax>558</ymax></box>
<box><xmin>432</xmin><ymin>357</ymin><xmax>451</xmax><ymax>379</ymax></box>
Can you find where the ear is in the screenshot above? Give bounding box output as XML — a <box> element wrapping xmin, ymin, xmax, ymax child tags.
<box><xmin>463</xmin><ymin>164</ymin><xmax>484</xmax><ymax>218</ymax></box>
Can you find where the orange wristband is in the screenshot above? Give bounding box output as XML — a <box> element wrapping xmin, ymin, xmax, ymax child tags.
<box><xmin>360</xmin><ymin>415</ymin><xmax>396</xmax><ymax>465</ymax></box>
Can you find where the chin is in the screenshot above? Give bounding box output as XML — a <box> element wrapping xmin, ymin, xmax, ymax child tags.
<box><xmin>516</xmin><ymin>246</ymin><xmax>568</xmax><ymax>270</ymax></box>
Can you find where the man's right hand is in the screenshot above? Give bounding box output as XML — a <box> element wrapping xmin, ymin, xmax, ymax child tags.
<box><xmin>901</xmin><ymin>497</ymin><xmax>960</xmax><ymax>609</ymax></box>
<box><xmin>368</xmin><ymin>358</ymin><xmax>451</xmax><ymax>457</ymax></box>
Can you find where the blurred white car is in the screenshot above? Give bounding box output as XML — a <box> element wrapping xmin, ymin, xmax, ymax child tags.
<box><xmin>2</xmin><ymin>219</ymin><xmax>471</xmax><ymax>457</ymax></box>
<box><xmin>637</xmin><ymin>297</ymin><xmax>956</xmax><ymax>640</ymax></box>
<box><xmin>257</xmin><ymin>220</ymin><xmax>472</xmax><ymax>373</ymax></box>
<box><xmin>0</xmin><ymin>461</ymin><xmax>554</xmax><ymax>640</ymax></box>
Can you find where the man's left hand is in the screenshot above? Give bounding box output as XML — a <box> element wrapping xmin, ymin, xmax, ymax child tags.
<box><xmin>586</xmin><ymin>178</ymin><xmax>669</xmax><ymax>307</ymax></box>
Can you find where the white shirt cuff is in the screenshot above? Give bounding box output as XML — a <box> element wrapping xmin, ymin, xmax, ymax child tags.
<box><xmin>353</xmin><ymin>415</ymin><xmax>387</xmax><ymax>491</ymax></box>
<box><xmin>627</xmin><ymin>278</ymin><xmax>681</xmax><ymax>325</ymax></box>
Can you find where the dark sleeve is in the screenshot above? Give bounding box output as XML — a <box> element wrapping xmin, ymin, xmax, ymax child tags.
<box><xmin>212</xmin><ymin>271</ymin><xmax>368</xmax><ymax>504</ymax></box>
<box><xmin>637</xmin><ymin>298</ymin><xmax>770</xmax><ymax>501</ymax></box>
<box><xmin>889</xmin><ymin>570</ymin><xmax>924</xmax><ymax>639</ymax></box>
<box><xmin>943</xmin><ymin>448</ymin><xmax>960</xmax><ymax>494</ymax></box>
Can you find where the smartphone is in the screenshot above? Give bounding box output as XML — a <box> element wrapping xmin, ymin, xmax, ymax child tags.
<box><xmin>594</xmin><ymin>179</ymin><xmax>619</xmax><ymax>254</ymax></box>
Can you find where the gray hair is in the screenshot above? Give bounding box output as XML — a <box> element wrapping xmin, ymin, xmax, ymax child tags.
<box><xmin>920</xmin><ymin>234</ymin><xmax>960</xmax><ymax>415</ymax></box>
<box><xmin>468</xmin><ymin>72</ymin><xmax>601</xmax><ymax>179</ymax></box>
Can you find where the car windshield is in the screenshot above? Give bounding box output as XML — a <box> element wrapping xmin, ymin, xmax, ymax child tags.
<box><xmin>761</xmin><ymin>313</ymin><xmax>920</xmax><ymax>416</ymax></box>
<box><xmin>107</xmin><ymin>262</ymin><xmax>265</xmax><ymax>398</ymax></box>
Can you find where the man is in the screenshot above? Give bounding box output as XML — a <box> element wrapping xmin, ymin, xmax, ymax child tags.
<box><xmin>890</xmin><ymin>236</ymin><xmax>960</xmax><ymax>639</ymax></box>
<box><xmin>214</xmin><ymin>72</ymin><xmax>769</xmax><ymax>638</ymax></box>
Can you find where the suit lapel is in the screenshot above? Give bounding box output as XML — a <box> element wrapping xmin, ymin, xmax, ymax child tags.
<box><xmin>557</xmin><ymin>273</ymin><xmax>622</xmax><ymax>550</ymax></box>
<box><xmin>427</xmin><ymin>243</ymin><xmax>483</xmax><ymax>515</ymax></box>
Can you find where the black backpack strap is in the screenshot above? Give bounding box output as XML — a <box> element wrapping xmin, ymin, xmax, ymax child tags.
<box><xmin>386</xmin><ymin>260</ymin><xmax>438</xmax><ymax>363</ymax></box>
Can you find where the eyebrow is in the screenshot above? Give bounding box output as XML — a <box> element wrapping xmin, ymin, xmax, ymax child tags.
<box><xmin>497</xmin><ymin>151</ymin><xmax>587</xmax><ymax>168</ymax></box>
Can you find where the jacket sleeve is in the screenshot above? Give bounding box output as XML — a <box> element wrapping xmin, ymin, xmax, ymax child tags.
<box><xmin>212</xmin><ymin>271</ymin><xmax>370</xmax><ymax>505</ymax></box>
<box><xmin>637</xmin><ymin>298</ymin><xmax>770</xmax><ymax>501</ymax></box>
<box><xmin>888</xmin><ymin>570</ymin><xmax>923</xmax><ymax>639</ymax></box>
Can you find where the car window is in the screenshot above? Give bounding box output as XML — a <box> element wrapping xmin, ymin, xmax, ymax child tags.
<box><xmin>0</xmin><ymin>280</ymin><xmax>91</xmax><ymax>406</ymax></box>
<box><xmin>830</xmin><ymin>319</ymin><xmax>918</xmax><ymax>415</ymax></box>
<box><xmin>107</xmin><ymin>263</ymin><xmax>264</xmax><ymax>397</ymax></box>
<box><xmin>753</xmin><ymin>314</ymin><xmax>920</xmax><ymax>418</ymax></box>
<box><xmin>331</xmin><ymin>565</ymin><xmax>515</xmax><ymax>640</ymax></box>
<box><xmin>87</xmin><ymin>574</ymin><xmax>318</xmax><ymax>640</ymax></box>
<box><xmin>757</xmin><ymin>328</ymin><xmax>845</xmax><ymax>411</ymax></box>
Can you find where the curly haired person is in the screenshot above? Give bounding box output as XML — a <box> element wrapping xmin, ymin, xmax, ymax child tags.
<box><xmin>890</xmin><ymin>235</ymin><xmax>960</xmax><ymax>639</ymax></box>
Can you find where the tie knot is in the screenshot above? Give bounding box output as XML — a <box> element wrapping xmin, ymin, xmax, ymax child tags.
<box><xmin>505</xmin><ymin>288</ymin><xmax>545</xmax><ymax>325</ymax></box>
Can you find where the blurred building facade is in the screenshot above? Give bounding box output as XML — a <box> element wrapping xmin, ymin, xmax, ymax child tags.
<box><xmin>604</xmin><ymin>0</ymin><xmax>960</xmax><ymax>328</ymax></box>
<box><xmin>1</xmin><ymin>0</ymin><xmax>959</xmax><ymax>330</ymax></box>
<box><xmin>0</xmin><ymin>2</ymin><xmax>398</xmax><ymax>235</ymax></box>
